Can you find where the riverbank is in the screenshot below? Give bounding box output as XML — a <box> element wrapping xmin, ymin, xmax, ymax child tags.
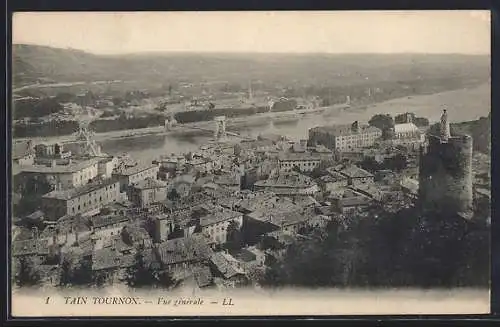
<box><xmin>14</xmin><ymin>83</ymin><xmax>490</xmax><ymax>145</ymax></box>
<box><xmin>14</xmin><ymin>104</ymin><xmax>343</xmax><ymax>144</ymax></box>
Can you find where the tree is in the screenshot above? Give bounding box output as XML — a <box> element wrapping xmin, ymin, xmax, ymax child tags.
<box><xmin>155</xmin><ymin>270</ymin><xmax>176</xmax><ymax>288</ymax></box>
<box><xmin>167</xmin><ymin>188</ymin><xmax>180</xmax><ymax>201</ymax></box>
<box><xmin>368</xmin><ymin>114</ymin><xmax>394</xmax><ymax>133</ymax></box>
<box><xmin>258</xmin><ymin>236</ymin><xmax>283</xmax><ymax>251</ymax></box>
<box><xmin>59</xmin><ymin>257</ymin><xmax>73</xmax><ymax>286</ymax></box>
<box><xmin>72</xmin><ymin>257</ymin><xmax>93</xmax><ymax>286</ymax></box>
<box><xmin>225</xmin><ymin>220</ymin><xmax>244</xmax><ymax>251</ymax></box>
<box><xmin>15</xmin><ymin>256</ymin><xmax>42</xmax><ymax>287</ymax></box>
<box><xmin>124</xmin><ymin>251</ymin><xmax>156</xmax><ymax>288</ymax></box>
<box><xmin>124</xmin><ymin>249</ymin><xmax>175</xmax><ymax>288</ymax></box>
<box><xmin>92</xmin><ymin>271</ymin><xmax>108</xmax><ymax>287</ymax></box>
<box><xmin>121</xmin><ymin>226</ymin><xmax>133</xmax><ymax>246</ymax></box>
<box><xmin>413</xmin><ymin>117</ymin><xmax>429</xmax><ymax>127</ymax></box>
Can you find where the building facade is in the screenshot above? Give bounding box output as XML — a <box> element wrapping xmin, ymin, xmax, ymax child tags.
<box><xmin>41</xmin><ymin>179</ymin><xmax>121</xmax><ymax>220</ymax></box>
<box><xmin>278</xmin><ymin>152</ymin><xmax>321</xmax><ymax>173</ymax></box>
<box><xmin>112</xmin><ymin>164</ymin><xmax>160</xmax><ymax>192</ymax></box>
<box><xmin>128</xmin><ymin>178</ymin><xmax>168</xmax><ymax>208</ymax></box>
<box><xmin>308</xmin><ymin>122</ymin><xmax>382</xmax><ymax>152</ymax></box>
<box><xmin>19</xmin><ymin>158</ymin><xmax>100</xmax><ymax>190</ymax></box>
<box><xmin>253</xmin><ymin>172</ymin><xmax>320</xmax><ymax>196</ymax></box>
<box><xmin>200</xmin><ymin>208</ymin><xmax>244</xmax><ymax>244</ymax></box>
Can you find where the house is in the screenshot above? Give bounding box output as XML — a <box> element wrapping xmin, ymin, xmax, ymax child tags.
<box><xmin>330</xmin><ymin>164</ymin><xmax>374</xmax><ymax>186</ymax></box>
<box><xmin>41</xmin><ymin>179</ymin><xmax>121</xmax><ymax>220</ymax></box>
<box><xmin>19</xmin><ymin>158</ymin><xmax>100</xmax><ymax>190</ymax></box>
<box><xmin>253</xmin><ymin>172</ymin><xmax>319</xmax><ymax>196</ymax></box>
<box><xmin>332</xmin><ymin>194</ymin><xmax>373</xmax><ymax>215</ymax></box>
<box><xmin>154</xmin><ymin>234</ymin><xmax>213</xmax><ymax>273</ymax></box>
<box><xmin>400</xmin><ymin>177</ymin><xmax>419</xmax><ymax>200</ymax></box>
<box><xmin>193</xmin><ymin>266</ymin><xmax>214</xmax><ymax>288</ymax></box>
<box><xmin>171</xmin><ymin>174</ymin><xmax>196</xmax><ymax>198</ymax></box>
<box><xmin>199</xmin><ymin>208</ymin><xmax>244</xmax><ymax>245</ymax></box>
<box><xmin>308</xmin><ymin>122</ymin><xmax>382</xmax><ymax>152</ymax></box>
<box><xmin>89</xmin><ymin>214</ymin><xmax>130</xmax><ymax>239</ymax></box>
<box><xmin>214</xmin><ymin>173</ymin><xmax>241</xmax><ymax>191</ymax></box>
<box><xmin>351</xmin><ymin>185</ymin><xmax>384</xmax><ymax>202</ymax></box>
<box><xmin>278</xmin><ymin>152</ymin><xmax>321</xmax><ymax>173</ymax></box>
<box><xmin>318</xmin><ymin>172</ymin><xmax>348</xmax><ymax>193</ymax></box>
<box><xmin>91</xmin><ymin>247</ymin><xmax>137</xmax><ymax>282</ymax></box>
<box><xmin>128</xmin><ymin>178</ymin><xmax>168</xmax><ymax>208</ymax></box>
<box><xmin>12</xmin><ymin>238</ymin><xmax>50</xmax><ymax>263</ymax></box>
<box><xmin>209</xmin><ymin>252</ymin><xmax>247</xmax><ymax>286</ymax></box>
<box><xmin>112</xmin><ymin>164</ymin><xmax>159</xmax><ymax>192</ymax></box>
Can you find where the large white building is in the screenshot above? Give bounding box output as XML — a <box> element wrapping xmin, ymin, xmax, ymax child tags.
<box><xmin>308</xmin><ymin>122</ymin><xmax>382</xmax><ymax>152</ymax></box>
<box><xmin>278</xmin><ymin>152</ymin><xmax>322</xmax><ymax>173</ymax></box>
<box><xmin>19</xmin><ymin>158</ymin><xmax>100</xmax><ymax>190</ymax></box>
<box><xmin>41</xmin><ymin>178</ymin><xmax>121</xmax><ymax>220</ymax></box>
<box><xmin>392</xmin><ymin>123</ymin><xmax>425</xmax><ymax>147</ymax></box>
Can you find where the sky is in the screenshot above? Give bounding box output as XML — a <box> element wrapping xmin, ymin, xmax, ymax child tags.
<box><xmin>12</xmin><ymin>11</ymin><xmax>491</xmax><ymax>55</ymax></box>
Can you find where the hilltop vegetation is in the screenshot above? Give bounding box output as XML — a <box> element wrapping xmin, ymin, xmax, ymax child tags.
<box><xmin>13</xmin><ymin>44</ymin><xmax>490</xmax><ymax>89</ymax></box>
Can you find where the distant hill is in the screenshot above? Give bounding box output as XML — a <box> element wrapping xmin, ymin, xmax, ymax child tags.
<box><xmin>12</xmin><ymin>44</ymin><xmax>491</xmax><ymax>89</ymax></box>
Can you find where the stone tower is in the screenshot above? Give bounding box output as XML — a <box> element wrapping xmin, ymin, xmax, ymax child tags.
<box><xmin>418</xmin><ymin>109</ymin><xmax>473</xmax><ymax>220</ymax></box>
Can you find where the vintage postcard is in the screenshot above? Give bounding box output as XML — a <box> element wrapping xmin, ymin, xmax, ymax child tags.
<box><xmin>10</xmin><ymin>11</ymin><xmax>491</xmax><ymax>317</ymax></box>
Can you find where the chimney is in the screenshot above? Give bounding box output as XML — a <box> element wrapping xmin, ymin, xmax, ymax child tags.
<box><xmin>31</xmin><ymin>226</ymin><xmax>39</xmax><ymax>240</ymax></box>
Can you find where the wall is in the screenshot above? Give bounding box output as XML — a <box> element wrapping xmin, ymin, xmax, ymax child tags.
<box><xmin>419</xmin><ymin>135</ymin><xmax>473</xmax><ymax>218</ymax></box>
<box><xmin>202</xmin><ymin>215</ymin><xmax>244</xmax><ymax>244</ymax></box>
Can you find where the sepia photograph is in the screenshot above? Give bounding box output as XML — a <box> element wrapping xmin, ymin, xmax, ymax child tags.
<box><xmin>10</xmin><ymin>10</ymin><xmax>491</xmax><ymax>316</ymax></box>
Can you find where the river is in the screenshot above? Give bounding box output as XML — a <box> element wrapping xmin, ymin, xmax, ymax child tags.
<box><xmin>100</xmin><ymin>83</ymin><xmax>491</xmax><ymax>163</ymax></box>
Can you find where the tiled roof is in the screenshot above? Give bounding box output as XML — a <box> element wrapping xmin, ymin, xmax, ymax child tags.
<box><xmin>113</xmin><ymin>163</ymin><xmax>157</xmax><ymax>176</ymax></box>
<box><xmin>91</xmin><ymin>247</ymin><xmax>124</xmax><ymax>271</ymax></box>
<box><xmin>132</xmin><ymin>178</ymin><xmax>167</xmax><ymax>190</ymax></box>
<box><xmin>340</xmin><ymin>196</ymin><xmax>372</xmax><ymax>207</ymax></box>
<box><xmin>320</xmin><ymin>173</ymin><xmax>348</xmax><ymax>183</ymax></box>
<box><xmin>394</xmin><ymin>123</ymin><xmax>420</xmax><ymax>134</ymax></box>
<box><xmin>12</xmin><ymin>141</ymin><xmax>34</xmax><ymax>160</ymax></box>
<box><xmin>269</xmin><ymin>210</ymin><xmax>309</xmax><ymax>227</ymax></box>
<box><xmin>254</xmin><ymin>172</ymin><xmax>316</xmax><ymax>188</ymax></box>
<box><xmin>26</xmin><ymin>210</ymin><xmax>44</xmax><ymax>220</ymax></box>
<box><xmin>90</xmin><ymin>215</ymin><xmax>129</xmax><ymax>229</ymax></box>
<box><xmin>338</xmin><ymin>165</ymin><xmax>374</xmax><ymax>179</ymax></box>
<box><xmin>156</xmin><ymin>235</ymin><xmax>213</xmax><ymax>266</ymax></box>
<box><xmin>20</xmin><ymin>158</ymin><xmax>99</xmax><ymax>174</ymax></box>
<box><xmin>199</xmin><ymin>208</ymin><xmax>242</xmax><ymax>227</ymax></box>
<box><xmin>278</xmin><ymin>152</ymin><xmax>321</xmax><ymax>161</ymax></box>
<box><xmin>210</xmin><ymin>252</ymin><xmax>244</xmax><ymax>279</ymax></box>
<box><xmin>193</xmin><ymin>266</ymin><xmax>213</xmax><ymax>288</ymax></box>
<box><xmin>12</xmin><ymin>238</ymin><xmax>50</xmax><ymax>257</ymax></box>
<box><xmin>310</xmin><ymin>124</ymin><xmax>381</xmax><ymax>137</ymax></box>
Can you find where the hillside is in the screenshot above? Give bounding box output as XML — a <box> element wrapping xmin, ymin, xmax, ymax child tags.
<box><xmin>12</xmin><ymin>44</ymin><xmax>491</xmax><ymax>89</ymax></box>
<box><xmin>429</xmin><ymin>112</ymin><xmax>491</xmax><ymax>154</ymax></box>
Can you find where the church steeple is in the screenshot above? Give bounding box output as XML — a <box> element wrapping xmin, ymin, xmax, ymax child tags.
<box><xmin>439</xmin><ymin>108</ymin><xmax>451</xmax><ymax>143</ymax></box>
